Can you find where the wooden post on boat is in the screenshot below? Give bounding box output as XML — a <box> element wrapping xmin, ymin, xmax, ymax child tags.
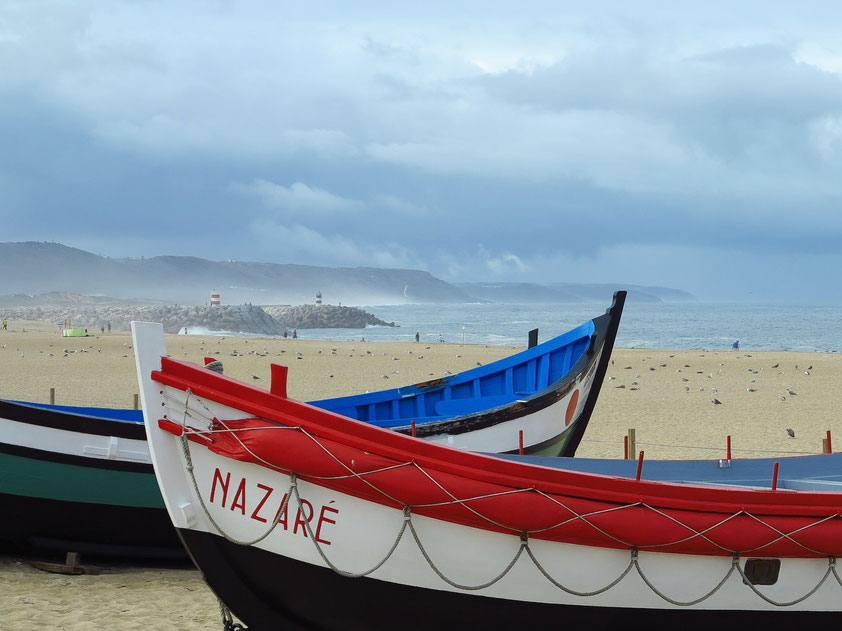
<box><xmin>528</xmin><ymin>329</ymin><xmax>539</xmax><ymax>349</ymax></box>
<box><xmin>726</xmin><ymin>435</ymin><xmax>732</xmax><ymax>461</ymax></box>
<box><xmin>626</xmin><ymin>429</ymin><xmax>636</xmax><ymax>460</ymax></box>
<box><xmin>827</xmin><ymin>430</ymin><xmax>833</xmax><ymax>454</ymax></box>
<box><xmin>518</xmin><ymin>430</ymin><xmax>524</xmax><ymax>456</ymax></box>
<box><xmin>822</xmin><ymin>437</ymin><xmax>829</xmax><ymax>454</ymax></box>
<box><xmin>133</xmin><ymin>393</ymin><xmax>139</xmax><ymax>410</ymax></box>
<box><xmin>49</xmin><ymin>387</ymin><xmax>55</xmax><ymax>405</ymax></box>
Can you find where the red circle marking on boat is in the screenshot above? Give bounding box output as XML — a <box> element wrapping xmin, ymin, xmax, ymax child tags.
<box><xmin>565</xmin><ymin>389</ymin><xmax>580</xmax><ymax>426</ymax></box>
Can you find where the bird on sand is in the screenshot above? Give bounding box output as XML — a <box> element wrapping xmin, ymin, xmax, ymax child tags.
<box><xmin>787</xmin><ymin>428</ymin><xmax>795</xmax><ymax>438</ymax></box>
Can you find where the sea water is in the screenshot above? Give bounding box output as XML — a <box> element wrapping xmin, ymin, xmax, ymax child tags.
<box><xmin>287</xmin><ymin>301</ymin><xmax>842</xmax><ymax>353</ymax></box>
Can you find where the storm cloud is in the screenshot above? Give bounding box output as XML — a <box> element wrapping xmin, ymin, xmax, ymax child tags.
<box><xmin>3</xmin><ymin>1</ymin><xmax>842</xmax><ymax>301</ymax></box>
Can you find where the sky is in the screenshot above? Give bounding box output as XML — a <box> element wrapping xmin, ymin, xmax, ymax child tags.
<box><xmin>3</xmin><ymin>1</ymin><xmax>842</xmax><ymax>302</ymax></box>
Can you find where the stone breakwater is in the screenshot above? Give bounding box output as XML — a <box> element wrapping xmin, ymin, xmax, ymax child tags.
<box><xmin>1</xmin><ymin>303</ymin><xmax>394</xmax><ymax>335</ymax></box>
<box><xmin>263</xmin><ymin>305</ymin><xmax>395</xmax><ymax>330</ymax></box>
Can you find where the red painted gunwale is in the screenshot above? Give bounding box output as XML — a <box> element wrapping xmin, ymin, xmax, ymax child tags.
<box><xmin>153</xmin><ymin>357</ymin><xmax>842</xmax><ymax>558</ymax></box>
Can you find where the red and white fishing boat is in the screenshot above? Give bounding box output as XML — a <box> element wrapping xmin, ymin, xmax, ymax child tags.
<box><xmin>134</xmin><ymin>320</ymin><xmax>842</xmax><ymax>630</ymax></box>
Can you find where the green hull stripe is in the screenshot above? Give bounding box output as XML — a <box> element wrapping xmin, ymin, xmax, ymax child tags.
<box><xmin>0</xmin><ymin>452</ymin><xmax>163</xmax><ymax>509</ymax></box>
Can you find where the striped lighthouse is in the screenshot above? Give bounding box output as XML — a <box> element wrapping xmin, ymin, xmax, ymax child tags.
<box><xmin>210</xmin><ymin>290</ymin><xmax>221</xmax><ymax>307</ymax></box>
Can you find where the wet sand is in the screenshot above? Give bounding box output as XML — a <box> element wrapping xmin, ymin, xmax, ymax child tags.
<box><xmin>1</xmin><ymin>320</ymin><xmax>840</xmax><ymax>629</ymax></box>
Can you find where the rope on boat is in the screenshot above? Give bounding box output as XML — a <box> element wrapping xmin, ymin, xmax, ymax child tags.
<box><xmin>178</xmin><ymin>390</ymin><xmax>296</xmax><ymax>548</ymax></box>
<box><xmin>219</xmin><ymin>599</ymin><xmax>249</xmax><ymax>631</ymax></box>
<box><xmin>167</xmin><ymin>391</ymin><xmax>842</xmax><ymax>608</ymax></box>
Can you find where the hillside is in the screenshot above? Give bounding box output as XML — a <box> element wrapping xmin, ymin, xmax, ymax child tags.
<box><xmin>0</xmin><ymin>242</ymin><xmax>474</xmax><ymax>305</ymax></box>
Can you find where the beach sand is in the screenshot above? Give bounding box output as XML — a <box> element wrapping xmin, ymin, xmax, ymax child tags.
<box><xmin>2</xmin><ymin>320</ymin><xmax>841</xmax><ymax>629</ymax></box>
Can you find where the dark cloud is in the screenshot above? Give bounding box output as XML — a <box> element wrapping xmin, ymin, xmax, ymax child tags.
<box><xmin>3</xmin><ymin>2</ymin><xmax>842</xmax><ymax>301</ymax></box>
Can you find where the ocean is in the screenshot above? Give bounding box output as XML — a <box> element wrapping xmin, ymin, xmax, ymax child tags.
<box><xmin>286</xmin><ymin>301</ymin><xmax>842</xmax><ymax>353</ymax></box>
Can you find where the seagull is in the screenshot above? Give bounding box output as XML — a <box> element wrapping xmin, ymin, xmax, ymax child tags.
<box><xmin>787</xmin><ymin>428</ymin><xmax>795</xmax><ymax>438</ymax></box>
<box><xmin>786</xmin><ymin>389</ymin><xmax>797</xmax><ymax>396</ymax></box>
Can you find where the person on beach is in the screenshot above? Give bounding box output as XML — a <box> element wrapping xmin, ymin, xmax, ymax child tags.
<box><xmin>415</xmin><ymin>332</ymin><xmax>420</xmax><ymax>342</ymax></box>
<box><xmin>732</xmin><ymin>340</ymin><xmax>739</xmax><ymax>350</ymax></box>
<box><xmin>2</xmin><ymin>319</ymin><xmax>6</xmax><ymax>331</ymax></box>
<box><xmin>293</xmin><ymin>329</ymin><xmax>297</xmax><ymax>339</ymax></box>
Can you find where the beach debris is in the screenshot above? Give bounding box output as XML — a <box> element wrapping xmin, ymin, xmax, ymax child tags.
<box><xmin>616</xmin><ymin>384</ymin><xmax>625</xmax><ymax>389</ymax></box>
<box><xmin>608</xmin><ymin>376</ymin><xmax>616</xmax><ymax>380</ymax></box>
<box><xmin>382</xmin><ymin>375</ymin><xmax>389</xmax><ymax>379</ymax></box>
<box><xmin>787</xmin><ymin>428</ymin><xmax>795</xmax><ymax>438</ymax></box>
<box><xmin>684</xmin><ymin>386</ymin><xmax>690</xmax><ymax>392</ymax></box>
<box><xmin>251</xmin><ymin>375</ymin><xmax>260</xmax><ymax>379</ymax></box>
<box><xmin>804</xmin><ymin>371</ymin><xmax>810</xmax><ymax>375</ymax></box>
<box><xmin>772</xmin><ymin>363</ymin><xmax>779</xmax><ymax>368</ymax></box>
<box><xmin>786</xmin><ymin>389</ymin><xmax>797</xmax><ymax>396</ymax></box>
<box><xmin>624</xmin><ymin>366</ymin><xmax>632</xmax><ymax>369</ymax></box>
<box><xmin>712</xmin><ymin>398</ymin><xmax>722</xmax><ymax>405</ymax></box>
<box><xmin>746</xmin><ymin>387</ymin><xmax>756</xmax><ymax>392</ymax></box>
<box><xmin>630</xmin><ymin>387</ymin><xmax>639</xmax><ymax>391</ymax></box>
<box><xmin>698</xmin><ymin>387</ymin><xmax>705</xmax><ymax>391</ymax></box>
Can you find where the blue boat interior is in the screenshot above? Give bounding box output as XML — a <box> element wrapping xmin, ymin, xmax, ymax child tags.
<box><xmin>309</xmin><ymin>320</ymin><xmax>594</xmax><ymax>428</ymax></box>
<box><xmin>496</xmin><ymin>452</ymin><xmax>842</xmax><ymax>492</ymax></box>
<box><xmin>11</xmin><ymin>320</ymin><xmax>595</xmax><ymax>431</ymax></box>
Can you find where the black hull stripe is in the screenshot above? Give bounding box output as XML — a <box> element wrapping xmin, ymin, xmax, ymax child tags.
<box><xmin>0</xmin><ymin>399</ymin><xmax>146</xmax><ymax>439</ymax></box>
<box><xmin>0</xmin><ymin>441</ymin><xmax>153</xmax><ymax>473</ymax></box>
<box><xmin>179</xmin><ymin>528</ymin><xmax>835</xmax><ymax>631</ymax></box>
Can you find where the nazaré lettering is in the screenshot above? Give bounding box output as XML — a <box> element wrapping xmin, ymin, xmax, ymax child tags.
<box><xmin>315</xmin><ymin>502</ymin><xmax>339</xmax><ymax>545</ymax></box>
<box><xmin>207</xmin><ymin>469</ymin><xmax>339</xmax><ymax>539</ymax></box>
<box><xmin>293</xmin><ymin>499</ymin><xmax>314</xmax><ymax>537</ymax></box>
<box><xmin>230</xmin><ymin>478</ymin><xmax>247</xmax><ymax>514</ymax></box>
<box><xmin>251</xmin><ymin>484</ymin><xmax>274</xmax><ymax>523</ymax></box>
<box><xmin>210</xmin><ymin>468</ymin><xmax>231</xmax><ymax>507</ymax></box>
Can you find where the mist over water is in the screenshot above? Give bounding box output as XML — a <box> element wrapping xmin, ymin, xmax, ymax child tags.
<box><xmin>274</xmin><ymin>302</ymin><xmax>842</xmax><ymax>352</ymax></box>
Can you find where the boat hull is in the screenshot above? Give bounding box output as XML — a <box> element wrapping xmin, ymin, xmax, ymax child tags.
<box><xmin>0</xmin><ymin>444</ymin><xmax>181</xmax><ymax>557</ymax></box>
<box><xmin>178</xmin><ymin>527</ymin><xmax>842</xmax><ymax>631</ymax></box>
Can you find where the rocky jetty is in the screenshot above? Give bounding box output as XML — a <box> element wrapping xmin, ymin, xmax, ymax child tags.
<box><xmin>261</xmin><ymin>304</ymin><xmax>395</xmax><ymax>329</ymax></box>
<box><xmin>1</xmin><ymin>295</ymin><xmax>395</xmax><ymax>334</ymax></box>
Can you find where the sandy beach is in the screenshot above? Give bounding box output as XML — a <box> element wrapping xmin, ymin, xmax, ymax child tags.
<box><xmin>2</xmin><ymin>319</ymin><xmax>841</xmax><ymax>630</ymax></box>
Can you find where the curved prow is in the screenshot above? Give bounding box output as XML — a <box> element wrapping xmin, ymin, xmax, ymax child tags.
<box><xmin>559</xmin><ymin>289</ymin><xmax>626</xmax><ymax>457</ymax></box>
